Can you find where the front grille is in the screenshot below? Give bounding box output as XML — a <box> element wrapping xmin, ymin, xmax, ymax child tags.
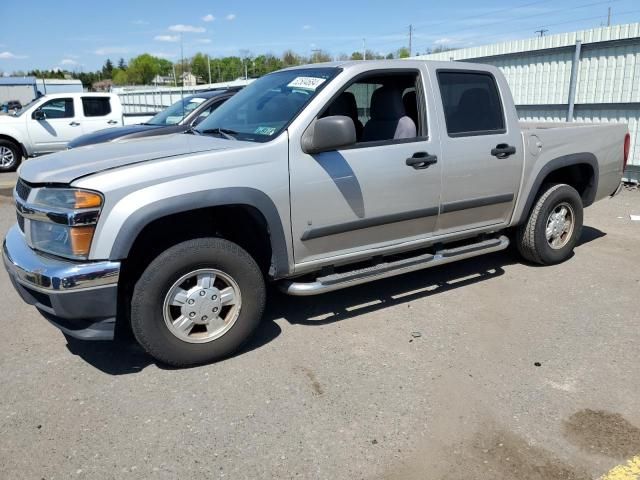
<box><xmin>17</xmin><ymin>212</ymin><xmax>24</xmax><ymax>232</ymax></box>
<box><xmin>15</xmin><ymin>179</ymin><xmax>31</xmax><ymax>201</ymax></box>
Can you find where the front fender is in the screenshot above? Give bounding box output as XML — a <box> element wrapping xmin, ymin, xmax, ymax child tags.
<box><xmin>0</xmin><ymin>126</ymin><xmax>30</xmax><ymax>157</ymax></box>
<box><xmin>106</xmin><ymin>187</ymin><xmax>290</xmax><ymax>278</ymax></box>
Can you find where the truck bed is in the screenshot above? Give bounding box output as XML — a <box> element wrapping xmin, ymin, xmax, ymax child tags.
<box><xmin>513</xmin><ymin>121</ymin><xmax>627</xmax><ymax>222</ymax></box>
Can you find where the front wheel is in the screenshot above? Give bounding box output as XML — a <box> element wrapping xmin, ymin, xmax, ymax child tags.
<box><xmin>131</xmin><ymin>238</ymin><xmax>266</xmax><ymax>367</ymax></box>
<box><xmin>516</xmin><ymin>183</ymin><xmax>584</xmax><ymax>265</ymax></box>
<box><xmin>0</xmin><ymin>140</ymin><xmax>21</xmax><ymax>172</ymax></box>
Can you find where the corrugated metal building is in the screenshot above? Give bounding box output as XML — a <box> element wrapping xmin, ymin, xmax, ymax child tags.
<box><xmin>115</xmin><ymin>79</ymin><xmax>254</xmax><ymax>114</ymax></box>
<box><xmin>414</xmin><ymin>22</ymin><xmax>640</xmax><ymax>180</ymax></box>
<box><xmin>0</xmin><ymin>77</ymin><xmax>83</xmax><ymax>105</ymax></box>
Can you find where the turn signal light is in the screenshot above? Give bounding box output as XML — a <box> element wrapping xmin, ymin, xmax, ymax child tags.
<box><xmin>74</xmin><ymin>191</ymin><xmax>102</xmax><ymax>209</ymax></box>
<box><xmin>69</xmin><ymin>226</ymin><xmax>96</xmax><ymax>257</ymax></box>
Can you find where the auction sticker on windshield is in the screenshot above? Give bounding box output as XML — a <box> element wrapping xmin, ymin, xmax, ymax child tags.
<box><xmin>287</xmin><ymin>77</ymin><xmax>326</xmax><ymax>91</ymax></box>
<box><xmin>254</xmin><ymin>126</ymin><xmax>277</xmax><ymax>135</ymax></box>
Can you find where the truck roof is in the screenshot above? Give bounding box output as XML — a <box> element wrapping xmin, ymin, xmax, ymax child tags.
<box><xmin>282</xmin><ymin>59</ymin><xmax>501</xmax><ymax>75</ymax></box>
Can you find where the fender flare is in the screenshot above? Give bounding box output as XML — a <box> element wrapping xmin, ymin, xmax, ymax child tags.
<box><xmin>0</xmin><ymin>133</ymin><xmax>28</xmax><ymax>158</ymax></box>
<box><xmin>108</xmin><ymin>187</ymin><xmax>291</xmax><ymax>278</ymax></box>
<box><xmin>518</xmin><ymin>153</ymin><xmax>599</xmax><ymax>224</ymax></box>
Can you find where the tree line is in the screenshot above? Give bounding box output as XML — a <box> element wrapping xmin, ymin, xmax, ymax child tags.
<box><xmin>15</xmin><ymin>46</ymin><xmax>455</xmax><ymax>89</ymax></box>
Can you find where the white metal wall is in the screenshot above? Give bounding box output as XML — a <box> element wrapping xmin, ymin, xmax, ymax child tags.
<box><xmin>415</xmin><ymin>23</ymin><xmax>640</xmax><ymax>170</ymax></box>
<box><xmin>115</xmin><ymin>79</ymin><xmax>254</xmax><ymax>114</ymax></box>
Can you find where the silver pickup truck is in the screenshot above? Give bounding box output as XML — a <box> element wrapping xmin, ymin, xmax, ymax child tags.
<box><xmin>3</xmin><ymin>60</ymin><xmax>630</xmax><ymax>366</ymax></box>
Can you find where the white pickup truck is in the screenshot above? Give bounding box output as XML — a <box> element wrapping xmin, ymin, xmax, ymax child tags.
<box><xmin>0</xmin><ymin>92</ymin><xmax>125</xmax><ymax>171</ymax></box>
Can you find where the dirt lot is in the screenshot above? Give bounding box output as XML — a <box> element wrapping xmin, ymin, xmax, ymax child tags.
<box><xmin>0</xmin><ymin>187</ymin><xmax>639</xmax><ymax>479</ymax></box>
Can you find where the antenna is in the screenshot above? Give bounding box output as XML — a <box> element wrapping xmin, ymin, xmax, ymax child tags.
<box><xmin>535</xmin><ymin>28</ymin><xmax>549</xmax><ymax>37</ymax></box>
<box><xmin>180</xmin><ymin>32</ymin><xmax>185</xmax><ymax>118</ymax></box>
<box><xmin>409</xmin><ymin>24</ymin><xmax>413</xmax><ymax>57</ymax></box>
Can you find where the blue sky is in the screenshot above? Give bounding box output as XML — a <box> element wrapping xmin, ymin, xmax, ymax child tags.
<box><xmin>1</xmin><ymin>0</ymin><xmax>639</xmax><ymax>73</ymax></box>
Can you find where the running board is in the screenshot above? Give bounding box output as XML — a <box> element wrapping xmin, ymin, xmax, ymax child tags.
<box><xmin>280</xmin><ymin>235</ymin><xmax>510</xmax><ymax>296</ymax></box>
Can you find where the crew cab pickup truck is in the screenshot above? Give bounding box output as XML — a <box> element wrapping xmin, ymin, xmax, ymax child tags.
<box><xmin>0</xmin><ymin>92</ymin><xmax>124</xmax><ymax>171</ymax></box>
<box><xmin>3</xmin><ymin>60</ymin><xmax>629</xmax><ymax>366</ymax></box>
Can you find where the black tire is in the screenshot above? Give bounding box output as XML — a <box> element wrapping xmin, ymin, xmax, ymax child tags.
<box><xmin>0</xmin><ymin>140</ymin><xmax>21</xmax><ymax>172</ymax></box>
<box><xmin>516</xmin><ymin>183</ymin><xmax>583</xmax><ymax>265</ymax></box>
<box><xmin>131</xmin><ymin>238</ymin><xmax>266</xmax><ymax>367</ymax></box>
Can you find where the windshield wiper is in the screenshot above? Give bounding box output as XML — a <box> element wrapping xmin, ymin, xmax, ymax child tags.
<box><xmin>199</xmin><ymin>127</ymin><xmax>238</xmax><ymax>140</ymax></box>
<box><xmin>184</xmin><ymin>125</ymin><xmax>201</xmax><ymax>135</ymax></box>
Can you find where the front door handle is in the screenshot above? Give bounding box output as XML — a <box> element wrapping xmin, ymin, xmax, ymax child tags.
<box><xmin>491</xmin><ymin>143</ymin><xmax>516</xmax><ymax>159</ymax></box>
<box><xmin>406</xmin><ymin>152</ymin><xmax>438</xmax><ymax>169</ymax></box>
<box><xmin>69</xmin><ymin>121</ymin><xmax>81</xmax><ymax>127</ymax></box>
<box><xmin>107</xmin><ymin>120</ymin><xmax>118</xmax><ymax>125</ymax></box>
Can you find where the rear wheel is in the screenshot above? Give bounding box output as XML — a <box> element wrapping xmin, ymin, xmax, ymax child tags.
<box><xmin>0</xmin><ymin>140</ymin><xmax>20</xmax><ymax>172</ymax></box>
<box><xmin>516</xmin><ymin>183</ymin><xmax>583</xmax><ymax>265</ymax></box>
<box><xmin>130</xmin><ymin>237</ymin><xmax>266</xmax><ymax>367</ymax></box>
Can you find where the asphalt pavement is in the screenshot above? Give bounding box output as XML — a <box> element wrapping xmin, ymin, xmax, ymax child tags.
<box><xmin>1</xmin><ymin>186</ymin><xmax>639</xmax><ymax>479</ymax></box>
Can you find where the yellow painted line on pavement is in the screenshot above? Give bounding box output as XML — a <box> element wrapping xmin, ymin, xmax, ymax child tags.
<box><xmin>601</xmin><ymin>455</ymin><xmax>640</xmax><ymax>480</ymax></box>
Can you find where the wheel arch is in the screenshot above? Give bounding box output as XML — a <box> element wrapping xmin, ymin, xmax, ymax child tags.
<box><xmin>0</xmin><ymin>134</ymin><xmax>27</xmax><ymax>158</ymax></box>
<box><xmin>517</xmin><ymin>153</ymin><xmax>598</xmax><ymax>226</ymax></box>
<box><xmin>109</xmin><ymin>187</ymin><xmax>291</xmax><ymax>279</ymax></box>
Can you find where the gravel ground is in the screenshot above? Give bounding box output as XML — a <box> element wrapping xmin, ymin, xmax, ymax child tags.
<box><xmin>0</xmin><ymin>189</ymin><xmax>639</xmax><ymax>480</ymax></box>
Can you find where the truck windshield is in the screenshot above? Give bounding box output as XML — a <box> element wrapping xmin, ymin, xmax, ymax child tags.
<box><xmin>195</xmin><ymin>67</ymin><xmax>339</xmax><ymax>142</ymax></box>
<box><xmin>147</xmin><ymin>95</ymin><xmax>209</xmax><ymax>126</ymax></box>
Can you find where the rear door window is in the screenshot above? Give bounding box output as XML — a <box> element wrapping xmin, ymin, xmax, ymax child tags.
<box><xmin>437</xmin><ymin>71</ymin><xmax>505</xmax><ymax>137</ymax></box>
<box><xmin>82</xmin><ymin>97</ymin><xmax>112</xmax><ymax>117</ymax></box>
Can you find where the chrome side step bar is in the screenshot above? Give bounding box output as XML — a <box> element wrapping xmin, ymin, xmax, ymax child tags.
<box><xmin>280</xmin><ymin>235</ymin><xmax>510</xmax><ymax>296</ymax></box>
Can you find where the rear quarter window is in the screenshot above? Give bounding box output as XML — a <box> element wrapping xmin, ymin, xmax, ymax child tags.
<box><xmin>82</xmin><ymin>97</ymin><xmax>112</xmax><ymax>117</ymax></box>
<box><xmin>437</xmin><ymin>71</ymin><xmax>505</xmax><ymax>137</ymax></box>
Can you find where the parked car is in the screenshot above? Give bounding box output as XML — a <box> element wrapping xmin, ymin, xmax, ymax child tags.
<box><xmin>0</xmin><ymin>92</ymin><xmax>124</xmax><ymax>171</ymax></box>
<box><xmin>1</xmin><ymin>100</ymin><xmax>22</xmax><ymax>114</ymax></box>
<box><xmin>68</xmin><ymin>88</ymin><xmax>241</xmax><ymax>149</ymax></box>
<box><xmin>4</xmin><ymin>60</ymin><xmax>629</xmax><ymax>366</ymax></box>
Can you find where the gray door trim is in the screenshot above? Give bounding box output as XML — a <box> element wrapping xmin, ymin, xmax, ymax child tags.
<box><xmin>441</xmin><ymin>193</ymin><xmax>515</xmax><ymax>214</ymax></box>
<box><xmin>301</xmin><ymin>206</ymin><xmax>439</xmax><ymax>241</ymax></box>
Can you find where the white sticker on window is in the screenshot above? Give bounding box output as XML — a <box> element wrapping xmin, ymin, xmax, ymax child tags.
<box><xmin>254</xmin><ymin>126</ymin><xmax>277</xmax><ymax>136</ymax></box>
<box><xmin>287</xmin><ymin>76</ymin><xmax>326</xmax><ymax>91</ymax></box>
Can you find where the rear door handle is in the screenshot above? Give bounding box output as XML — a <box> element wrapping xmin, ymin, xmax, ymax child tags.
<box><xmin>406</xmin><ymin>152</ymin><xmax>438</xmax><ymax>169</ymax></box>
<box><xmin>491</xmin><ymin>143</ymin><xmax>516</xmax><ymax>158</ymax></box>
<box><xmin>69</xmin><ymin>121</ymin><xmax>80</xmax><ymax>127</ymax></box>
<box><xmin>107</xmin><ymin>120</ymin><xmax>118</xmax><ymax>125</ymax></box>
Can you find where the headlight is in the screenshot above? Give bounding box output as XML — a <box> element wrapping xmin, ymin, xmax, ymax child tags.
<box><xmin>17</xmin><ymin>187</ymin><xmax>103</xmax><ymax>260</ymax></box>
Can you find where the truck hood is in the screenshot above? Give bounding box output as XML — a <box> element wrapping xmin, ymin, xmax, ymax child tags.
<box><xmin>19</xmin><ymin>133</ymin><xmax>236</xmax><ymax>184</ymax></box>
<box><xmin>0</xmin><ymin>114</ymin><xmax>20</xmax><ymax>124</ymax></box>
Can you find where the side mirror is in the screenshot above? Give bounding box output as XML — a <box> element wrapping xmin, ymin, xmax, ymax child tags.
<box><xmin>33</xmin><ymin>109</ymin><xmax>46</xmax><ymax>120</ymax></box>
<box><xmin>301</xmin><ymin>115</ymin><xmax>356</xmax><ymax>154</ymax></box>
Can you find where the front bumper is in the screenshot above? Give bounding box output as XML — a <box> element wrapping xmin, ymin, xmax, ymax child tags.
<box><xmin>3</xmin><ymin>225</ymin><xmax>121</xmax><ymax>340</ymax></box>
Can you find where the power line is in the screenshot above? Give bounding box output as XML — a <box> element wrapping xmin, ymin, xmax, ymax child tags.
<box><xmin>535</xmin><ymin>28</ymin><xmax>549</xmax><ymax>37</ymax></box>
<box><xmin>430</xmin><ymin>7</ymin><xmax>640</xmax><ymax>51</ymax></box>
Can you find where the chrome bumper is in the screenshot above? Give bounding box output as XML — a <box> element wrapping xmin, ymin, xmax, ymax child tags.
<box><xmin>3</xmin><ymin>225</ymin><xmax>121</xmax><ymax>340</ymax></box>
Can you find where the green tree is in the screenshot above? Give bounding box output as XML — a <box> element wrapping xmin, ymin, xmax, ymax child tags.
<box><xmin>397</xmin><ymin>47</ymin><xmax>411</xmax><ymax>59</ymax></box>
<box><xmin>111</xmin><ymin>68</ymin><xmax>128</xmax><ymax>85</ymax></box>
<box><xmin>310</xmin><ymin>50</ymin><xmax>332</xmax><ymax>63</ymax></box>
<box><xmin>386</xmin><ymin>53</ymin><xmax>395</xmax><ymax>59</ymax></box>
<box><xmin>190</xmin><ymin>52</ymin><xmax>210</xmax><ymax>82</ymax></box>
<box><xmin>102</xmin><ymin>59</ymin><xmax>114</xmax><ymax>78</ymax></box>
<box><xmin>282</xmin><ymin>50</ymin><xmax>303</xmax><ymax>67</ymax></box>
<box><xmin>127</xmin><ymin>54</ymin><xmax>163</xmax><ymax>85</ymax></box>
<box><xmin>350</xmin><ymin>51</ymin><xmax>363</xmax><ymax>60</ymax></box>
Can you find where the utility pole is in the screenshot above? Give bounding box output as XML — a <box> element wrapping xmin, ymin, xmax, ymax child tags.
<box><xmin>409</xmin><ymin>24</ymin><xmax>413</xmax><ymax>57</ymax></box>
<box><xmin>362</xmin><ymin>38</ymin><xmax>366</xmax><ymax>60</ymax></box>
<box><xmin>207</xmin><ymin>54</ymin><xmax>212</xmax><ymax>84</ymax></box>
<box><xmin>607</xmin><ymin>7</ymin><xmax>611</xmax><ymax>26</ymax></box>
<box><xmin>535</xmin><ymin>29</ymin><xmax>549</xmax><ymax>37</ymax></box>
